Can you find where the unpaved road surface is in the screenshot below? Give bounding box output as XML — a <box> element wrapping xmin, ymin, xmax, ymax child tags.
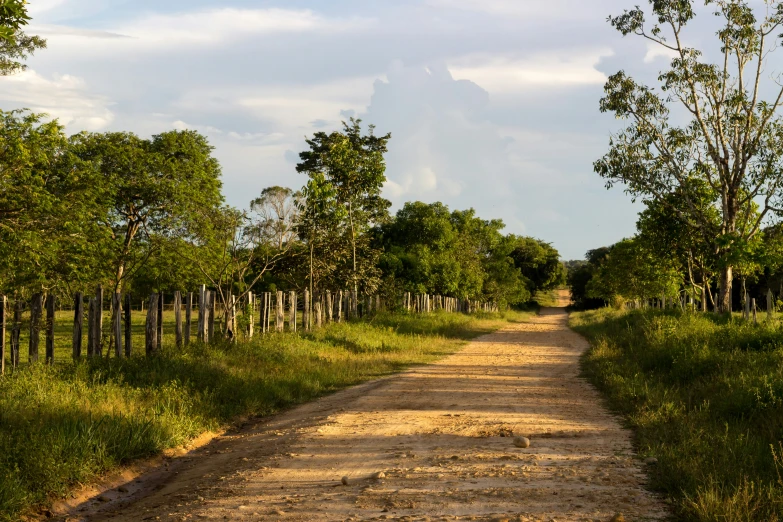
<box><xmin>65</xmin><ymin>291</ymin><xmax>667</xmax><ymax>521</ymax></box>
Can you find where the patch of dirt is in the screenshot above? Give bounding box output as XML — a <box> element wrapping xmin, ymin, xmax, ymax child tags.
<box><xmin>54</xmin><ymin>290</ymin><xmax>668</xmax><ymax>521</ymax></box>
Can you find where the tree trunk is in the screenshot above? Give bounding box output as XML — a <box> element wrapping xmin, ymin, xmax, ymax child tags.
<box><xmin>719</xmin><ymin>266</ymin><xmax>733</xmax><ymax>314</ymax></box>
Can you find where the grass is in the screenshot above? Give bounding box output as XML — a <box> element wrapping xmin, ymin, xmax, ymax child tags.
<box><xmin>0</xmin><ymin>309</ymin><xmax>530</xmax><ymax>521</ymax></box>
<box><xmin>571</xmin><ymin>308</ymin><xmax>783</xmax><ymax>521</ymax></box>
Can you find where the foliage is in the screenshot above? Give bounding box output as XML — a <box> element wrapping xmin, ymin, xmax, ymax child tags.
<box><xmin>0</xmin><ymin>0</ymin><xmax>45</xmax><ymax>75</ymax></box>
<box><xmin>572</xmin><ymin>308</ymin><xmax>783</xmax><ymax>521</ymax></box>
<box><xmin>296</xmin><ymin>119</ymin><xmax>391</xmax><ymax>293</ymax></box>
<box><xmin>596</xmin><ymin>0</ymin><xmax>783</xmax><ymax>312</ymax></box>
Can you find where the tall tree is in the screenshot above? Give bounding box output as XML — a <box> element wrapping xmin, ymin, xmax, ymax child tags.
<box><xmin>596</xmin><ymin>0</ymin><xmax>783</xmax><ymax>312</ymax></box>
<box><xmin>296</xmin><ymin>118</ymin><xmax>391</xmax><ymax>294</ymax></box>
<box><xmin>71</xmin><ymin>130</ymin><xmax>224</xmax><ymax>291</ymax></box>
<box><xmin>0</xmin><ymin>0</ymin><xmax>46</xmax><ymax>76</ymax></box>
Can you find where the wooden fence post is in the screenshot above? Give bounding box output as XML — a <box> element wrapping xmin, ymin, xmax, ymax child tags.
<box><xmin>276</xmin><ymin>291</ymin><xmax>284</xmax><ymax>332</ymax></box>
<box><xmin>260</xmin><ymin>292</ymin><xmax>267</xmax><ymax>334</ymax></box>
<box><xmin>753</xmin><ymin>298</ymin><xmax>758</xmax><ymax>325</ymax></box>
<box><xmin>228</xmin><ymin>293</ymin><xmax>237</xmax><ymax>341</ymax></box>
<box><xmin>289</xmin><ymin>291</ymin><xmax>297</xmax><ymax>332</ymax></box>
<box><xmin>337</xmin><ymin>291</ymin><xmax>343</xmax><ymax>323</ymax></box>
<box><xmin>0</xmin><ymin>295</ymin><xmax>5</xmax><ymax>375</ymax></box>
<box><xmin>185</xmin><ymin>292</ymin><xmax>193</xmax><ymax>346</ymax></box>
<box><xmin>96</xmin><ymin>285</ymin><xmax>104</xmax><ymax>356</ymax></box>
<box><xmin>73</xmin><ymin>293</ymin><xmax>83</xmax><ymax>360</ymax></box>
<box><xmin>197</xmin><ymin>285</ymin><xmax>206</xmax><ymax>342</ymax></box>
<box><xmin>29</xmin><ymin>293</ymin><xmax>43</xmax><ymax>363</ymax></box>
<box><xmin>45</xmin><ymin>295</ymin><xmax>55</xmax><ymax>364</ymax></box>
<box><xmin>124</xmin><ymin>294</ymin><xmax>132</xmax><ymax>357</ymax></box>
<box><xmin>768</xmin><ymin>289</ymin><xmax>774</xmax><ymax>321</ymax></box>
<box><xmin>11</xmin><ymin>299</ymin><xmax>22</xmax><ymax>368</ymax></box>
<box><xmin>208</xmin><ymin>291</ymin><xmax>216</xmax><ymax>343</ymax></box>
<box><xmin>303</xmin><ymin>289</ymin><xmax>310</xmax><ymax>331</ymax></box>
<box><xmin>157</xmin><ymin>292</ymin><xmax>164</xmax><ymax>344</ymax></box>
<box><xmin>174</xmin><ymin>291</ymin><xmax>183</xmax><ymax>347</ymax></box>
<box><xmin>112</xmin><ymin>292</ymin><xmax>122</xmax><ymax>358</ymax></box>
<box><xmin>315</xmin><ymin>299</ymin><xmax>322</xmax><ymax>328</ymax></box>
<box><xmin>248</xmin><ymin>293</ymin><xmax>255</xmax><ymax>339</ymax></box>
<box><xmin>326</xmin><ymin>291</ymin><xmax>333</xmax><ymax>323</ymax></box>
<box><xmin>146</xmin><ymin>293</ymin><xmax>158</xmax><ymax>355</ymax></box>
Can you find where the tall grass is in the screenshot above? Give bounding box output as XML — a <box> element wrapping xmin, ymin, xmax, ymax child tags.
<box><xmin>571</xmin><ymin>308</ymin><xmax>783</xmax><ymax>521</ymax></box>
<box><xmin>0</xmin><ymin>310</ymin><xmax>528</xmax><ymax>521</ymax></box>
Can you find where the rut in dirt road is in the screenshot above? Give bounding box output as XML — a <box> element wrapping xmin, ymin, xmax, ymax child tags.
<box><xmin>67</xmin><ymin>292</ymin><xmax>668</xmax><ymax>522</ymax></box>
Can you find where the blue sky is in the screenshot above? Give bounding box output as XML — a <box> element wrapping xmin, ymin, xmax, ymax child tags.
<box><xmin>5</xmin><ymin>0</ymin><xmax>726</xmax><ymax>259</ymax></box>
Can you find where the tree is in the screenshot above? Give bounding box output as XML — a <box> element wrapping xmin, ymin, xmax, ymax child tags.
<box><xmin>296</xmin><ymin>174</ymin><xmax>345</xmax><ymax>299</ymax></box>
<box><xmin>296</xmin><ymin>118</ymin><xmax>391</xmax><ymax>294</ymax></box>
<box><xmin>71</xmin><ymin>130</ymin><xmax>224</xmax><ymax>291</ymax></box>
<box><xmin>0</xmin><ymin>0</ymin><xmax>46</xmax><ymax>76</ymax></box>
<box><xmin>0</xmin><ymin>111</ymin><xmax>106</xmax><ymax>294</ymax></box>
<box><xmin>509</xmin><ymin>237</ymin><xmax>566</xmax><ymax>295</ymax></box>
<box><xmin>596</xmin><ymin>0</ymin><xmax>783</xmax><ymax>312</ymax></box>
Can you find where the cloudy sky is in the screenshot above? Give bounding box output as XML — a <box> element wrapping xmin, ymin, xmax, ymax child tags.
<box><xmin>3</xmin><ymin>0</ymin><xmax>740</xmax><ymax>259</ymax></box>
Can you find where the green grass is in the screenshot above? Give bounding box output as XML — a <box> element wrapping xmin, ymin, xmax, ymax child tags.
<box><xmin>571</xmin><ymin>308</ymin><xmax>783</xmax><ymax>522</ymax></box>
<box><xmin>0</xmin><ymin>309</ymin><xmax>529</xmax><ymax>521</ymax></box>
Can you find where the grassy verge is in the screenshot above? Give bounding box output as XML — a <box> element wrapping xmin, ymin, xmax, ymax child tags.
<box><xmin>0</xmin><ymin>309</ymin><xmax>529</xmax><ymax>521</ymax></box>
<box><xmin>571</xmin><ymin>308</ymin><xmax>783</xmax><ymax>521</ymax></box>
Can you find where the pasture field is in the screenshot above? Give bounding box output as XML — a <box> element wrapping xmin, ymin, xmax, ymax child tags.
<box><xmin>571</xmin><ymin>308</ymin><xmax>783</xmax><ymax>522</ymax></box>
<box><xmin>0</xmin><ymin>309</ymin><xmax>530</xmax><ymax>521</ymax></box>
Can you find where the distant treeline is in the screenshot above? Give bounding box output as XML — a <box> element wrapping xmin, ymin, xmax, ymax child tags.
<box><xmin>0</xmin><ymin>112</ymin><xmax>565</xmax><ymax>314</ymax></box>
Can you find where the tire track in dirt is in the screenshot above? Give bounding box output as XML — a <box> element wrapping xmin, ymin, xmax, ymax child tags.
<box><xmin>61</xmin><ymin>291</ymin><xmax>668</xmax><ymax>521</ymax></box>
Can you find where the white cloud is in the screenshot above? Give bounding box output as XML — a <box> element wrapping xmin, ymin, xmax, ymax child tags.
<box><xmin>174</xmin><ymin>75</ymin><xmax>383</xmax><ymax>131</ymax></box>
<box><xmin>426</xmin><ymin>0</ymin><xmax>614</xmax><ymax>19</ymax></box>
<box><xmin>449</xmin><ymin>50</ymin><xmax>614</xmax><ymax>92</ymax></box>
<box><xmin>36</xmin><ymin>8</ymin><xmax>375</xmax><ymax>53</ymax></box>
<box><xmin>644</xmin><ymin>43</ymin><xmax>680</xmax><ymax>63</ymax></box>
<box><xmin>0</xmin><ymin>70</ymin><xmax>114</xmax><ymax>130</ymax></box>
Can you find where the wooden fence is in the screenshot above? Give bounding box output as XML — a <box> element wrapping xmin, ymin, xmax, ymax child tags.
<box><xmin>624</xmin><ymin>288</ymin><xmax>776</xmax><ymax>324</ymax></box>
<box><xmin>0</xmin><ymin>286</ymin><xmax>498</xmax><ymax>374</ymax></box>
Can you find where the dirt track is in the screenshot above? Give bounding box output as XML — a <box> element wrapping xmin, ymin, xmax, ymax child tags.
<box><xmin>64</xmin><ymin>291</ymin><xmax>667</xmax><ymax>521</ymax></box>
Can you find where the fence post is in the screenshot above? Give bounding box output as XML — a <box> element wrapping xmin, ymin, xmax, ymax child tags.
<box><xmin>228</xmin><ymin>293</ymin><xmax>237</xmax><ymax>341</ymax></box>
<box><xmin>197</xmin><ymin>285</ymin><xmax>206</xmax><ymax>342</ymax></box>
<box><xmin>326</xmin><ymin>291</ymin><xmax>333</xmax><ymax>323</ymax></box>
<box><xmin>174</xmin><ymin>291</ymin><xmax>183</xmax><ymax>348</ymax></box>
<box><xmin>157</xmin><ymin>292</ymin><xmax>164</xmax><ymax>343</ymax></box>
<box><xmin>248</xmin><ymin>293</ymin><xmax>255</xmax><ymax>339</ymax></box>
<box><xmin>768</xmin><ymin>289</ymin><xmax>774</xmax><ymax>321</ymax></box>
<box><xmin>208</xmin><ymin>291</ymin><xmax>216</xmax><ymax>343</ymax></box>
<box><xmin>337</xmin><ymin>291</ymin><xmax>343</xmax><ymax>323</ymax></box>
<box><xmin>260</xmin><ymin>292</ymin><xmax>268</xmax><ymax>334</ymax></box>
<box><xmin>73</xmin><ymin>293</ymin><xmax>83</xmax><ymax>360</ymax></box>
<box><xmin>185</xmin><ymin>292</ymin><xmax>193</xmax><ymax>345</ymax></box>
<box><xmin>146</xmin><ymin>293</ymin><xmax>158</xmax><ymax>355</ymax></box>
<box><xmin>45</xmin><ymin>295</ymin><xmax>55</xmax><ymax>364</ymax></box>
<box><xmin>753</xmin><ymin>298</ymin><xmax>758</xmax><ymax>325</ymax></box>
<box><xmin>276</xmin><ymin>291</ymin><xmax>284</xmax><ymax>332</ymax></box>
<box><xmin>95</xmin><ymin>285</ymin><xmax>104</xmax><ymax>356</ymax></box>
<box><xmin>110</xmin><ymin>292</ymin><xmax>121</xmax><ymax>358</ymax></box>
<box><xmin>29</xmin><ymin>293</ymin><xmax>43</xmax><ymax>363</ymax></box>
<box><xmin>124</xmin><ymin>293</ymin><xmax>132</xmax><ymax>357</ymax></box>
<box><xmin>11</xmin><ymin>299</ymin><xmax>22</xmax><ymax>368</ymax></box>
<box><xmin>0</xmin><ymin>295</ymin><xmax>5</xmax><ymax>375</ymax></box>
<box><xmin>315</xmin><ymin>298</ymin><xmax>322</xmax><ymax>328</ymax></box>
<box><xmin>289</xmin><ymin>291</ymin><xmax>297</xmax><ymax>332</ymax></box>
<box><xmin>303</xmin><ymin>289</ymin><xmax>310</xmax><ymax>332</ymax></box>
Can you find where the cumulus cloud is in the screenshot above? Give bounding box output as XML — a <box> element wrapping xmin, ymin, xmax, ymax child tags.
<box><xmin>449</xmin><ymin>50</ymin><xmax>614</xmax><ymax>92</ymax></box>
<box><xmin>0</xmin><ymin>70</ymin><xmax>114</xmax><ymax>130</ymax></box>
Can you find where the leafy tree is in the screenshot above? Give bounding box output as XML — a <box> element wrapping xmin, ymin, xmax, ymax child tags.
<box><xmin>71</xmin><ymin>130</ymin><xmax>224</xmax><ymax>291</ymax></box>
<box><xmin>296</xmin><ymin>174</ymin><xmax>345</xmax><ymax>298</ymax></box>
<box><xmin>0</xmin><ymin>110</ymin><xmax>106</xmax><ymax>294</ymax></box>
<box><xmin>296</xmin><ymin>118</ymin><xmax>391</xmax><ymax>294</ymax></box>
<box><xmin>596</xmin><ymin>0</ymin><xmax>783</xmax><ymax>312</ymax></box>
<box><xmin>509</xmin><ymin>237</ymin><xmax>566</xmax><ymax>294</ymax></box>
<box><xmin>587</xmin><ymin>238</ymin><xmax>681</xmax><ymax>307</ymax></box>
<box><xmin>0</xmin><ymin>0</ymin><xmax>46</xmax><ymax>75</ymax></box>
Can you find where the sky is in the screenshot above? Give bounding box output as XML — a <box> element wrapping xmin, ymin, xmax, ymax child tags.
<box><xmin>2</xmin><ymin>0</ymin><xmax>747</xmax><ymax>259</ymax></box>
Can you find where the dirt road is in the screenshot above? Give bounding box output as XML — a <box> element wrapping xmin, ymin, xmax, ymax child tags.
<box><xmin>65</xmin><ymin>291</ymin><xmax>667</xmax><ymax>521</ymax></box>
